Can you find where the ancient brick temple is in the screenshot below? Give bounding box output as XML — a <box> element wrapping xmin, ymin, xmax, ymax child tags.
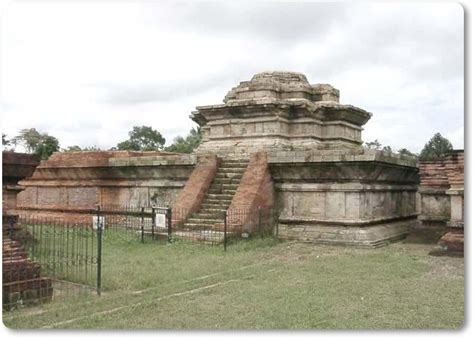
<box><xmin>17</xmin><ymin>71</ymin><xmax>419</xmax><ymax>247</ymax></box>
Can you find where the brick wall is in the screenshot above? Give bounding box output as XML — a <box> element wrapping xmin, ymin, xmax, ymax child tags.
<box><xmin>228</xmin><ymin>152</ymin><xmax>274</xmax><ymax>232</ymax></box>
<box><xmin>417</xmin><ymin>150</ymin><xmax>464</xmax><ymax>243</ymax></box>
<box><xmin>444</xmin><ymin>150</ymin><xmax>464</xmax><ymax>188</ymax></box>
<box><xmin>16</xmin><ymin>151</ymin><xmax>195</xmax><ymax>222</ymax></box>
<box><xmin>419</xmin><ymin>160</ymin><xmax>449</xmax><ymax>188</ymax></box>
<box><xmin>172</xmin><ymin>155</ymin><xmax>218</xmax><ymax>225</ymax></box>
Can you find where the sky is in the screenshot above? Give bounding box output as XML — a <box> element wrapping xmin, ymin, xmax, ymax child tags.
<box><xmin>0</xmin><ymin>1</ymin><xmax>464</xmax><ymax>153</ymax></box>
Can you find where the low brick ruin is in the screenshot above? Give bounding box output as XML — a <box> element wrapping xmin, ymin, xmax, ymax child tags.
<box><xmin>17</xmin><ymin>150</ymin><xmax>195</xmax><ymax>222</ymax></box>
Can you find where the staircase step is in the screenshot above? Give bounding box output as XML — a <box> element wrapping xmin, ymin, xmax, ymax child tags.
<box><xmin>186</xmin><ymin>218</ymin><xmax>222</xmax><ymax>225</ymax></box>
<box><xmin>208</xmin><ymin>182</ymin><xmax>239</xmax><ymax>189</ymax></box>
<box><xmin>200</xmin><ymin>203</ymin><xmax>229</xmax><ymax>210</ymax></box>
<box><xmin>220</xmin><ymin>159</ymin><xmax>248</xmax><ymax>163</ymax></box>
<box><xmin>207</xmin><ymin>188</ymin><xmax>239</xmax><ymax>195</ymax></box>
<box><xmin>180</xmin><ymin>223</ymin><xmax>218</xmax><ymax>230</ymax></box>
<box><xmin>217</xmin><ymin>165</ymin><xmax>247</xmax><ymax>173</ymax></box>
<box><xmin>197</xmin><ymin>207</ymin><xmax>227</xmax><ymax>213</ymax></box>
<box><xmin>204</xmin><ymin>193</ymin><xmax>234</xmax><ymax>199</ymax></box>
<box><xmin>190</xmin><ymin>212</ymin><xmax>226</xmax><ymax>219</ymax></box>
<box><xmin>203</xmin><ymin>195</ymin><xmax>233</xmax><ymax>200</ymax></box>
<box><xmin>214</xmin><ymin>173</ymin><xmax>243</xmax><ymax>179</ymax></box>
<box><xmin>211</xmin><ymin>178</ymin><xmax>242</xmax><ymax>184</ymax></box>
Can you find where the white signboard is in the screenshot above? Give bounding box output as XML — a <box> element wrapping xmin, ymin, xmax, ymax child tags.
<box><xmin>92</xmin><ymin>216</ymin><xmax>105</xmax><ymax>230</ymax></box>
<box><xmin>155</xmin><ymin>213</ymin><xmax>166</xmax><ymax>228</ymax></box>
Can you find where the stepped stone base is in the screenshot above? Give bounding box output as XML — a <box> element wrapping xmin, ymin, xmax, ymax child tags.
<box><xmin>278</xmin><ymin>218</ymin><xmax>416</xmax><ymax>248</ymax></box>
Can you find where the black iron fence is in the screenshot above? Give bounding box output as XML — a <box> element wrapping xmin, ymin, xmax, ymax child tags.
<box><xmin>94</xmin><ymin>204</ymin><xmax>277</xmax><ymax>249</ymax></box>
<box><xmin>96</xmin><ymin>205</ymin><xmax>172</xmax><ymax>244</ymax></box>
<box><xmin>170</xmin><ymin>205</ymin><xmax>277</xmax><ymax>250</ymax></box>
<box><xmin>3</xmin><ymin>204</ymin><xmax>277</xmax><ymax>310</ymax></box>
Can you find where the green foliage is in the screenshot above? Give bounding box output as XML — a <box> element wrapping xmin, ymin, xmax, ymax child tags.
<box><xmin>63</xmin><ymin>145</ymin><xmax>102</xmax><ymax>152</ymax></box>
<box><xmin>13</xmin><ymin>128</ymin><xmax>43</xmax><ymax>153</ymax></box>
<box><xmin>364</xmin><ymin>139</ymin><xmax>382</xmax><ymax>150</ymax></box>
<box><xmin>13</xmin><ymin>128</ymin><xmax>60</xmax><ymax>159</ymax></box>
<box><xmin>364</xmin><ymin>139</ymin><xmax>417</xmax><ymax>158</ymax></box>
<box><xmin>2</xmin><ymin>133</ymin><xmax>10</xmax><ymax>146</ymax></box>
<box><xmin>2</xmin><ymin>133</ymin><xmax>15</xmax><ymax>151</ymax></box>
<box><xmin>117</xmin><ymin>126</ymin><xmax>165</xmax><ymax>151</ymax></box>
<box><xmin>398</xmin><ymin>148</ymin><xmax>416</xmax><ymax>157</ymax></box>
<box><xmin>419</xmin><ymin>132</ymin><xmax>453</xmax><ymax>160</ymax></box>
<box><xmin>165</xmin><ymin>127</ymin><xmax>202</xmax><ymax>153</ymax></box>
<box><xmin>35</xmin><ymin>135</ymin><xmax>60</xmax><ymax>159</ymax></box>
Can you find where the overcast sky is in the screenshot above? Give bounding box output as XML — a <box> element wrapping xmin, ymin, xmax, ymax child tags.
<box><xmin>0</xmin><ymin>1</ymin><xmax>464</xmax><ymax>153</ymax></box>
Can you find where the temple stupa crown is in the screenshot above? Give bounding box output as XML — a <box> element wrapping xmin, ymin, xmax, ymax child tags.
<box><xmin>224</xmin><ymin>71</ymin><xmax>340</xmax><ymax>103</ymax></box>
<box><xmin>191</xmin><ymin>71</ymin><xmax>372</xmax><ymax>156</ymax></box>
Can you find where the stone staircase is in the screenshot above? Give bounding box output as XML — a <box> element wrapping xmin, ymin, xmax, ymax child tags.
<box><xmin>182</xmin><ymin>158</ymin><xmax>248</xmax><ymax>230</ymax></box>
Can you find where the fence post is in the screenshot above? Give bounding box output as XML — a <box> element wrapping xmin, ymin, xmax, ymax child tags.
<box><xmin>166</xmin><ymin>207</ymin><xmax>172</xmax><ymax>244</ymax></box>
<box><xmin>224</xmin><ymin>210</ymin><xmax>227</xmax><ymax>252</ymax></box>
<box><xmin>140</xmin><ymin>207</ymin><xmax>145</xmax><ymax>244</ymax></box>
<box><xmin>96</xmin><ymin>205</ymin><xmax>103</xmax><ymax>296</ymax></box>
<box><xmin>151</xmin><ymin>207</ymin><xmax>156</xmax><ymax>242</ymax></box>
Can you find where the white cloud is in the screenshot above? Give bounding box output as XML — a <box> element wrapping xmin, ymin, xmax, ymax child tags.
<box><xmin>0</xmin><ymin>1</ymin><xmax>463</xmax><ymax>153</ymax></box>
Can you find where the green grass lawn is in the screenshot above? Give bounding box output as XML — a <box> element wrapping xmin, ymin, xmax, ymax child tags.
<box><xmin>3</xmin><ymin>237</ymin><xmax>464</xmax><ymax>329</ymax></box>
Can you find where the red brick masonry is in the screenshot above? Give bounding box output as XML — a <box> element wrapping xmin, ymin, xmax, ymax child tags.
<box><xmin>419</xmin><ymin>150</ymin><xmax>464</xmax><ymax>254</ymax></box>
<box><xmin>227</xmin><ymin>152</ymin><xmax>274</xmax><ymax>232</ymax></box>
<box><xmin>418</xmin><ymin>151</ymin><xmax>464</xmax><ymax>189</ymax></box>
<box><xmin>172</xmin><ymin>155</ymin><xmax>218</xmax><ymax>225</ymax></box>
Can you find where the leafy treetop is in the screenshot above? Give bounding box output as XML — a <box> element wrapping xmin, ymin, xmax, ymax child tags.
<box><xmin>419</xmin><ymin>132</ymin><xmax>453</xmax><ymax>160</ymax></box>
<box><xmin>116</xmin><ymin>126</ymin><xmax>166</xmax><ymax>151</ymax></box>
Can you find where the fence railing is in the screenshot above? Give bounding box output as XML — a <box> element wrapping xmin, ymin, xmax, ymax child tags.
<box><xmin>96</xmin><ymin>205</ymin><xmax>172</xmax><ymax>243</ymax></box>
<box><xmin>169</xmin><ymin>205</ymin><xmax>277</xmax><ymax>250</ymax></box>
<box><xmin>94</xmin><ymin>204</ymin><xmax>277</xmax><ymax>249</ymax></box>
<box><xmin>3</xmin><ymin>204</ymin><xmax>277</xmax><ymax>310</ymax></box>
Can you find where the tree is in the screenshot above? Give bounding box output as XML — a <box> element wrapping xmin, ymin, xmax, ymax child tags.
<box><xmin>165</xmin><ymin>127</ymin><xmax>202</xmax><ymax>153</ymax></box>
<box><xmin>63</xmin><ymin>145</ymin><xmax>83</xmax><ymax>152</ymax></box>
<box><xmin>398</xmin><ymin>148</ymin><xmax>416</xmax><ymax>157</ymax></box>
<box><xmin>36</xmin><ymin>135</ymin><xmax>60</xmax><ymax>159</ymax></box>
<box><xmin>2</xmin><ymin>133</ymin><xmax>10</xmax><ymax>146</ymax></box>
<box><xmin>419</xmin><ymin>133</ymin><xmax>453</xmax><ymax>160</ymax></box>
<box><xmin>2</xmin><ymin>133</ymin><xmax>14</xmax><ymax>151</ymax></box>
<box><xmin>63</xmin><ymin>145</ymin><xmax>102</xmax><ymax>152</ymax></box>
<box><xmin>364</xmin><ymin>139</ymin><xmax>382</xmax><ymax>150</ymax></box>
<box><xmin>13</xmin><ymin>128</ymin><xmax>60</xmax><ymax>159</ymax></box>
<box><xmin>13</xmin><ymin>128</ymin><xmax>43</xmax><ymax>153</ymax></box>
<box><xmin>116</xmin><ymin>126</ymin><xmax>165</xmax><ymax>151</ymax></box>
<box><xmin>382</xmin><ymin>145</ymin><xmax>392</xmax><ymax>153</ymax></box>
